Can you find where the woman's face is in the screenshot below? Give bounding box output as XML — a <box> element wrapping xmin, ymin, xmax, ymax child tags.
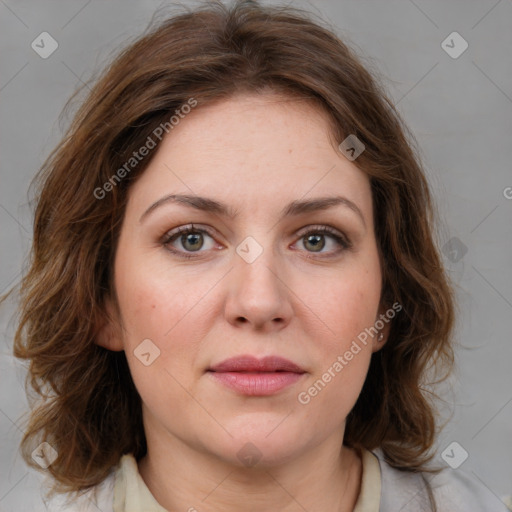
<box><xmin>99</xmin><ymin>93</ymin><xmax>388</xmax><ymax>467</ymax></box>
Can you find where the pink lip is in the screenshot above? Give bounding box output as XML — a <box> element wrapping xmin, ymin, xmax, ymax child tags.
<box><xmin>209</xmin><ymin>355</ymin><xmax>305</xmax><ymax>373</ymax></box>
<box><xmin>207</xmin><ymin>355</ymin><xmax>306</xmax><ymax>396</ymax></box>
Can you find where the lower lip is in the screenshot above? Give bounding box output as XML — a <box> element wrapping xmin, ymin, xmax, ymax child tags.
<box><xmin>207</xmin><ymin>371</ymin><xmax>304</xmax><ymax>396</ymax></box>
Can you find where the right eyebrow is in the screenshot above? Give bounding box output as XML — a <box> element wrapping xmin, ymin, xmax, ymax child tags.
<box><xmin>139</xmin><ymin>194</ymin><xmax>238</xmax><ymax>223</ymax></box>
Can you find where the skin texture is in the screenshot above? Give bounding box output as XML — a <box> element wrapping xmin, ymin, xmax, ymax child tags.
<box><xmin>96</xmin><ymin>92</ymin><xmax>389</xmax><ymax>511</ymax></box>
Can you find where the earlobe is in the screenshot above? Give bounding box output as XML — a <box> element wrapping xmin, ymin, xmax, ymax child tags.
<box><xmin>94</xmin><ymin>297</ymin><xmax>124</xmax><ymax>352</ymax></box>
<box><xmin>371</xmin><ymin>304</ymin><xmax>391</xmax><ymax>353</ymax></box>
<box><xmin>371</xmin><ymin>331</ymin><xmax>388</xmax><ymax>353</ymax></box>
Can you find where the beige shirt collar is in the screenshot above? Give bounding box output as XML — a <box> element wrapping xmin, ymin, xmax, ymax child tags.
<box><xmin>113</xmin><ymin>449</ymin><xmax>381</xmax><ymax>512</ymax></box>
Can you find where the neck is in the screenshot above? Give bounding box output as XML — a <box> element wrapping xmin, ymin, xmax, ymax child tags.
<box><xmin>137</xmin><ymin>428</ymin><xmax>362</xmax><ymax>512</ymax></box>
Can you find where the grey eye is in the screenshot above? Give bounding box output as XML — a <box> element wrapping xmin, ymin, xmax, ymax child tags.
<box><xmin>302</xmin><ymin>233</ymin><xmax>326</xmax><ymax>252</ymax></box>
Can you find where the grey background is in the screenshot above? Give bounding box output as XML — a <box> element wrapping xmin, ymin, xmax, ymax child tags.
<box><xmin>1</xmin><ymin>0</ymin><xmax>511</xmax><ymax>510</ymax></box>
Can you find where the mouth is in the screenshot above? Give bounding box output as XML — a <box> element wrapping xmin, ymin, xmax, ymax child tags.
<box><xmin>207</xmin><ymin>355</ymin><xmax>306</xmax><ymax>396</ymax></box>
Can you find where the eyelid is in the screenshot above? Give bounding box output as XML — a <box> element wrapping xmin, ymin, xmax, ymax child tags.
<box><xmin>295</xmin><ymin>224</ymin><xmax>351</xmax><ymax>249</ymax></box>
<box><xmin>161</xmin><ymin>223</ymin><xmax>217</xmax><ymax>243</ymax></box>
<box><xmin>161</xmin><ymin>223</ymin><xmax>352</xmax><ymax>258</ymax></box>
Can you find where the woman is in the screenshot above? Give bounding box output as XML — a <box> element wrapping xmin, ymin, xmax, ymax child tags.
<box><xmin>4</xmin><ymin>1</ymin><xmax>509</xmax><ymax>510</ymax></box>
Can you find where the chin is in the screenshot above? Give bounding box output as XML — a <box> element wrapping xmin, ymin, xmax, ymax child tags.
<box><xmin>204</xmin><ymin>422</ymin><xmax>309</xmax><ymax>469</ymax></box>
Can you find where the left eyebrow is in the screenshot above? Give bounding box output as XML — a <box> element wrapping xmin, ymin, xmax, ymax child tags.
<box><xmin>282</xmin><ymin>196</ymin><xmax>366</xmax><ymax>229</ymax></box>
<box><xmin>139</xmin><ymin>193</ymin><xmax>366</xmax><ymax>229</ymax></box>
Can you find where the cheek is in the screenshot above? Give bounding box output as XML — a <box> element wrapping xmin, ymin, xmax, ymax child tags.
<box><xmin>116</xmin><ymin>273</ymin><xmax>204</xmax><ymax>422</ymax></box>
<box><xmin>114</xmin><ymin>259</ymin><xmax>217</xmax><ymax>391</ymax></box>
<box><xmin>294</xmin><ymin>260</ymin><xmax>381</xmax><ymax>414</ymax></box>
<box><xmin>115</xmin><ymin>246</ymin><xmax>207</xmax><ymax>341</ymax></box>
<box><xmin>296</xmin><ymin>291</ymin><xmax>375</xmax><ymax>427</ymax></box>
<box><xmin>303</xmin><ymin>260</ymin><xmax>382</xmax><ymax>346</ymax></box>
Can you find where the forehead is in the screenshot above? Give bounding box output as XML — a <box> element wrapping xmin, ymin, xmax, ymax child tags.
<box><xmin>163</xmin><ymin>92</ymin><xmax>339</xmax><ymax>162</ymax></box>
<box><xmin>127</xmin><ymin>93</ymin><xmax>372</xmax><ymax>222</ymax></box>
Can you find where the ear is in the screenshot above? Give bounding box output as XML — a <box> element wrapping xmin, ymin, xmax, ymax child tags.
<box><xmin>371</xmin><ymin>302</ymin><xmax>392</xmax><ymax>353</ymax></box>
<box><xmin>94</xmin><ymin>296</ymin><xmax>124</xmax><ymax>352</ymax></box>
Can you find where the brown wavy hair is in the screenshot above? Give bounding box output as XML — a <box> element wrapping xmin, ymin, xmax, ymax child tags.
<box><xmin>1</xmin><ymin>0</ymin><xmax>456</xmax><ymax>502</ymax></box>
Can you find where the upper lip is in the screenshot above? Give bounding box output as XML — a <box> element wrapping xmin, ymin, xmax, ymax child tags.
<box><xmin>208</xmin><ymin>355</ymin><xmax>306</xmax><ymax>373</ymax></box>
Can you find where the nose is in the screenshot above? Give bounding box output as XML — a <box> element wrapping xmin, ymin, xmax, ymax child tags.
<box><xmin>224</xmin><ymin>243</ymin><xmax>293</xmax><ymax>332</ymax></box>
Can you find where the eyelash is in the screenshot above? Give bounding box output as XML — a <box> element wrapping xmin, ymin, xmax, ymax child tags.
<box><xmin>161</xmin><ymin>223</ymin><xmax>352</xmax><ymax>260</ymax></box>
